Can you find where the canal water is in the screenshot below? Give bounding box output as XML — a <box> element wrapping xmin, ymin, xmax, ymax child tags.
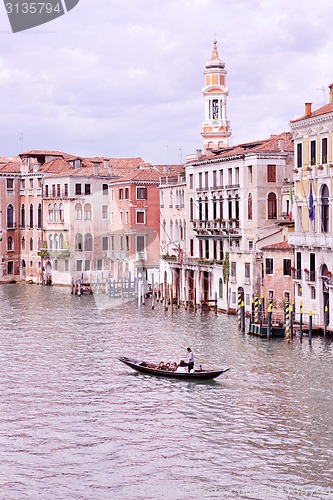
<box><xmin>0</xmin><ymin>284</ymin><xmax>332</xmax><ymax>500</ymax></box>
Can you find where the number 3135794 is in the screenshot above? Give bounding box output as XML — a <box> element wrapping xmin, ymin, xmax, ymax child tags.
<box><xmin>5</xmin><ymin>3</ymin><xmax>62</xmax><ymax>14</ymax></box>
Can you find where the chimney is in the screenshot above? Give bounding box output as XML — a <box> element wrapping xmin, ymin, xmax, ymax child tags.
<box><xmin>104</xmin><ymin>158</ymin><xmax>110</xmax><ymax>169</ymax></box>
<box><xmin>74</xmin><ymin>158</ymin><xmax>81</xmax><ymax>169</ymax></box>
<box><xmin>329</xmin><ymin>83</ymin><xmax>333</xmax><ymax>103</ymax></box>
<box><xmin>196</xmin><ymin>149</ymin><xmax>202</xmax><ymax>160</ymax></box>
<box><xmin>278</xmin><ymin>139</ymin><xmax>284</xmax><ymax>152</ymax></box>
<box><xmin>305</xmin><ymin>102</ymin><xmax>312</xmax><ymax>117</ymax></box>
<box><xmin>108</xmin><ymin>165</ymin><xmax>113</xmax><ymax>177</ymax></box>
<box><xmin>163</xmin><ymin>165</ymin><xmax>168</xmax><ymax>174</ymax></box>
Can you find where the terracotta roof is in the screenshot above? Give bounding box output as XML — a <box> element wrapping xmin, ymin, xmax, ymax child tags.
<box><xmin>0</xmin><ymin>157</ymin><xmax>21</xmax><ymax>173</ymax></box>
<box><xmin>261</xmin><ymin>241</ymin><xmax>293</xmax><ymax>251</ymax></box>
<box><xmin>187</xmin><ymin>132</ymin><xmax>293</xmax><ymax>164</ymax></box>
<box><xmin>109</xmin><ymin>165</ymin><xmax>183</xmax><ymax>184</ymax></box>
<box><xmin>19</xmin><ymin>150</ymin><xmax>77</xmax><ymax>160</ymax></box>
<box><xmin>290</xmin><ymin>102</ymin><xmax>333</xmax><ymax>123</ymax></box>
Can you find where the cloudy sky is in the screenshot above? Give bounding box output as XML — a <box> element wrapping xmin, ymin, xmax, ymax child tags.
<box><xmin>0</xmin><ymin>0</ymin><xmax>332</xmax><ymax>165</ymax></box>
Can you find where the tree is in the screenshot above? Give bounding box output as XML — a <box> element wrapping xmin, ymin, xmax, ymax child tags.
<box><xmin>222</xmin><ymin>252</ymin><xmax>230</xmax><ymax>312</ymax></box>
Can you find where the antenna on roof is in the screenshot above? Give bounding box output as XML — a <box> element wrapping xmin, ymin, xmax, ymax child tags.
<box><xmin>178</xmin><ymin>148</ymin><xmax>183</xmax><ymax>164</ymax></box>
<box><xmin>316</xmin><ymin>86</ymin><xmax>326</xmax><ymax>105</ymax></box>
<box><xmin>19</xmin><ymin>132</ymin><xmax>23</xmax><ymax>152</ymax></box>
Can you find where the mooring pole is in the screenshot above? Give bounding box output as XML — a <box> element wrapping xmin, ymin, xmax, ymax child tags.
<box><xmin>267</xmin><ymin>304</ymin><xmax>272</xmax><ymax>339</ymax></box>
<box><xmin>299</xmin><ymin>301</ymin><xmax>303</xmax><ymax>342</ymax></box>
<box><xmin>309</xmin><ymin>310</ymin><xmax>313</xmax><ymax>344</ymax></box>
<box><xmin>324</xmin><ymin>305</ymin><xmax>328</xmax><ymax>337</ymax></box>
<box><xmin>241</xmin><ymin>300</ymin><xmax>245</xmax><ymax>333</ymax></box>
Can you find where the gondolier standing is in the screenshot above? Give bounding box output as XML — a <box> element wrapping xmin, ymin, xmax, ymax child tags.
<box><xmin>187</xmin><ymin>347</ymin><xmax>194</xmax><ymax>372</ymax></box>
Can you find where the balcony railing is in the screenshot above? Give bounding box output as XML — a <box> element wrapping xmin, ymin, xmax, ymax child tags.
<box><xmin>292</xmin><ymin>269</ymin><xmax>302</xmax><ymax>280</ymax></box>
<box><xmin>136</xmin><ymin>251</ymin><xmax>147</xmax><ymax>261</ymax></box>
<box><xmin>193</xmin><ymin>219</ymin><xmax>240</xmax><ymax>233</ymax></box>
<box><xmin>289</xmin><ymin>232</ymin><xmax>333</xmax><ymax>249</ymax></box>
<box><xmin>304</xmin><ymin>270</ymin><xmax>317</xmax><ymax>282</ymax></box>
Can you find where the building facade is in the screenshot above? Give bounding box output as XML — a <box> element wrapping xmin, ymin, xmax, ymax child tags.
<box><xmin>289</xmin><ymin>84</ymin><xmax>333</xmax><ymax>329</ymax></box>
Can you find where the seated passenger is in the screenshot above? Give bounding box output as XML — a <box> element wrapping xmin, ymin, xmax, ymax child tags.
<box><xmin>169</xmin><ymin>361</ymin><xmax>178</xmax><ymax>371</ymax></box>
<box><xmin>158</xmin><ymin>361</ymin><xmax>165</xmax><ymax>370</ymax></box>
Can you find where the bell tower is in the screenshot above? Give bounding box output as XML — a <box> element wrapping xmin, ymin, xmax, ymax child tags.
<box><xmin>202</xmin><ymin>38</ymin><xmax>231</xmax><ymax>153</ymax></box>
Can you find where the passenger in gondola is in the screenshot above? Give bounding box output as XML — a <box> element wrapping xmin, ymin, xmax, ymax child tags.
<box><xmin>169</xmin><ymin>361</ymin><xmax>178</xmax><ymax>371</ymax></box>
<box><xmin>158</xmin><ymin>361</ymin><xmax>165</xmax><ymax>370</ymax></box>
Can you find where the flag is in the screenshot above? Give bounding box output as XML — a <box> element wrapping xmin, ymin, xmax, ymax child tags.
<box><xmin>288</xmin><ymin>184</ymin><xmax>293</xmax><ymax>221</ymax></box>
<box><xmin>309</xmin><ymin>181</ymin><xmax>315</xmax><ymax>221</ymax></box>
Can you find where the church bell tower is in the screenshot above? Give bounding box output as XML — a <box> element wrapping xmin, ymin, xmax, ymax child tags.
<box><xmin>202</xmin><ymin>38</ymin><xmax>231</xmax><ymax>153</ymax></box>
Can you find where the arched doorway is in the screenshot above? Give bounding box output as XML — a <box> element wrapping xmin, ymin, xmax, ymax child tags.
<box><xmin>45</xmin><ymin>260</ymin><xmax>52</xmax><ymax>286</ymax></box>
<box><xmin>21</xmin><ymin>259</ymin><xmax>26</xmax><ymax>280</ymax></box>
<box><xmin>322</xmin><ymin>264</ymin><xmax>330</xmax><ymax>325</ymax></box>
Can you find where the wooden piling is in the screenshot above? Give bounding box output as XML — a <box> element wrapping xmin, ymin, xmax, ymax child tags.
<box><xmin>309</xmin><ymin>310</ymin><xmax>313</xmax><ymax>343</ymax></box>
<box><xmin>299</xmin><ymin>301</ymin><xmax>303</xmax><ymax>342</ymax></box>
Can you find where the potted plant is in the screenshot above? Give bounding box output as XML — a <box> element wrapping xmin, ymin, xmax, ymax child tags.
<box><xmin>318</xmin><ymin>164</ymin><xmax>324</xmax><ymax>170</ymax></box>
<box><xmin>304</xmin><ymin>268</ymin><xmax>309</xmax><ymax>273</ymax></box>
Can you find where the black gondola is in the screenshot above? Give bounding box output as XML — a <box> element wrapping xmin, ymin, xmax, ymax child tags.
<box><xmin>118</xmin><ymin>356</ymin><xmax>230</xmax><ymax>380</ymax></box>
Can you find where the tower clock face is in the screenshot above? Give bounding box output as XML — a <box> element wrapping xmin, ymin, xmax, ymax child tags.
<box><xmin>212</xmin><ymin>99</ymin><xmax>219</xmax><ymax>119</ymax></box>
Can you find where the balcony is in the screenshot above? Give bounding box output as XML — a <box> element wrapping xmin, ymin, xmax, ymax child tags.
<box><xmin>289</xmin><ymin>232</ymin><xmax>333</xmax><ymax>249</ymax></box>
<box><xmin>136</xmin><ymin>251</ymin><xmax>147</xmax><ymax>261</ymax></box>
<box><xmin>193</xmin><ymin>219</ymin><xmax>240</xmax><ymax>235</ymax></box>
<box><xmin>292</xmin><ymin>269</ymin><xmax>302</xmax><ymax>280</ymax></box>
<box><xmin>304</xmin><ymin>270</ymin><xmax>317</xmax><ymax>282</ymax></box>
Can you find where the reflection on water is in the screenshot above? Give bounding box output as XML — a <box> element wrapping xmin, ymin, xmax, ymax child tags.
<box><xmin>0</xmin><ymin>284</ymin><xmax>332</xmax><ymax>499</ymax></box>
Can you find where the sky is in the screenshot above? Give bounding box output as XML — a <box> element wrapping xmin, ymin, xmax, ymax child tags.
<box><xmin>0</xmin><ymin>0</ymin><xmax>332</xmax><ymax>165</ymax></box>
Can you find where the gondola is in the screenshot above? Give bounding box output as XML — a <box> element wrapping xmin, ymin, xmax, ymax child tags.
<box><xmin>118</xmin><ymin>356</ymin><xmax>230</xmax><ymax>380</ymax></box>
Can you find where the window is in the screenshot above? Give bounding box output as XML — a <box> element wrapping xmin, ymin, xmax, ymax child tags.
<box><xmin>54</xmin><ymin>234</ymin><xmax>58</xmax><ymax>250</ymax></box>
<box><xmin>7</xmin><ymin>236</ymin><xmax>13</xmax><ymax>251</ymax></box>
<box><xmin>75</xmin><ymin>184</ymin><xmax>82</xmax><ymax>195</ymax></box>
<box><xmin>59</xmin><ymin>234</ymin><xmax>64</xmax><ymax>249</ymax></box>
<box><xmin>6</xmin><ymin>178</ymin><xmax>14</xmax><ymax>191</ymax></box>
<box><xmin>75</xmin><ymin>233</ymin><xmax>83</xmax><ymax>252</ymax></box>
<box><xmin>189</xmin><ymin>174</ymin><xmax>193</xmax><ymax>189</ymax></box>
<box><xmin>57</xmin><ymin>184</ymin><xmax>60</xmax><ymax>197</ymax></box>
<box><xmin>297</xmin><ymin>143</ymin><xmax>302</xmax><ymax>169</ymax></box>
<box><xmin>21</xmin><ymin>179</ymin><xmax>25</xmax><ymax>190</ymax></box>
<box><xmin>311</xmin><ymin>287</ymin><xmax>316</xmax><ymax>300</ymax></box>
<box><xmin>231</xmin><ymin>262</ymin><xmax>236</xmax><ymax>277</ymax></box>
<box><xmin>85</xmin><ymin>184</ymin><xmax>91</xmax><ymax>195</ymax></box>
<box><xmin>219</xmin><ymin>170</ymin><xmax>223</xmax><ymax>187</ymax></box>
<box><xmin>125</xmin><ymin>210</ymin><xmax>129</xmax><ymax>224</ymax></box>
<box><xmin>205</xmin><ymin>172</ymin><xmax>209</xmax><ymax>189</ymax></box>
<box><xmin>310</xmin><ymin>140</ymin><xmax>316</xmax><ymax>165</ymax></box>
<box><xmin>103</xmin><ymin>184</ymin><xmax>108</xmax><ymax>195</ymax></box>
<box><xmin>59</xmin><ymin>203</ymin><xmax>64</xmax><ymax>223</ymax></box>
<box><xmin>267</xmin><ymin>164</ymin><xmax>276</xmax><ymax>182</ymax></box>
<box><xmin>45</xmin><ymin>185</ymin><xmax>49</xmax><ymax>197</ymax></box>
<box><xmin>120</xmin><ymin>211</ymin><xmax>123</xmax><ymax>224</ymax></box>
<box><xmin>7</xmin><ymin>204</ymin><xmax>14</xmax><ymax>228</ymax></box>
<box><xmin>84</xmin><ymin>204</ymin><xmax>92</xmax><ymax>220</ymax></box>
<box><xmin>190</xmin><ymin>198</ymin><xmax>194</xmax><ymax>221</ymax></box>
<box><xmin>97</xmin><ymin>259</ymin><xmax>103</xmax><ymax>271</ymax></box>
<box><xmin>248</xmin><ymin>193</ymin><xmax>252</xmax><ymax>220</ymax></box>
<box><xmin>30</xmin><ymin>237</ymin><xmax>33</xmax><ymax>251</ymax></box>
<box><xmin>265</xmin><ymin>258</ymin><xmax>273</xmax><ymax>275</ymax></box>
<box><xmin>125</xmin><ymin>187</ymin><xmax>129</xmax><ymax>199</ymax></box>
<box><xmin>219</xmin><ymin>278</ymin><xmax>223</xmax><ymax>298</ymax></box>
<box><xmin>102</xmin><ymin>205</ymin><xmax>108</xmax><ymax>219</ymax></box>
<box><xmin>322</xmin><ymin>138</ymin><xmax>328</xmax><ymax>164</ymax></box>
<box><xmin>136</xmin><ymin>210</ymin><xmax>145</xmax><ymax>224</ymax></box>
<box><xmin>137</xmin><ymin>187</ymin><xmax>147</xmax><ymax>200</ymax></box>
<box><xmin>199</xmin><ymin>239</ymin><xmax>203</xmax><ymax>258</ymax></box>
<box><xmin>267</xmin><ymin>193</ymin><xmax>277</xmax><ymax>219</ymax></box>
<box><xmin>249</xmin><ymin>240</ymin><xmax>253</xmax><ymax>251</ymax></box>
<box><xmin>29</xmin><ymin>204</ymin><xmax>34</xmax><ymax>228</ymax></box>
<box><xmin>52</xmin><ymin>184</ymin><xmax>56</xmax><ymax>197</ymax></box>
<box><xmin>136</xmin><ymin>235</ymin><xmax>145</xmax><ymax>252</ymax></box>
<box><xmin>22</xmin><ymin>237</ymin><xmax>25</xmax><ymax>250</ymax></box>
<box><xmin>245</xmin><ymin>263</ymin><xmax>250</xmax><ymax>278</ymax></box>
<box><xmin>53</xmin><ymin>203</ymin><xmax>59</xmax><ymax>222</ymax></box>
<box><xmin>102</xmin><ymin>236</ymin><xmax>109</xmax><ymax>251</ymax></box>
<box><xmin>205</xmin><ymin>239</ymin><xmax>209</xmax><ymax>259</ymax></box>
<box><xmin>21</xmin><ymin>204</ymin><xmax>25</xmax><ymax>228</ymax></box>
<box><xmin>75</xmin><ymin>203</ymin><xmax>82</xmax><ymax>220</ymax></box>
<box><xmin>119</xmin><ymin>188</ymin><xmax>123</xmax><ymax>200</ymax></box>
<box><xmin>213</xmin><ymin>171</ymin><xmax>217</xmax><ymax>188</ymax></box>
<box><xmin>190</xmin><ymin>239</ymin><xmax>194</xmax><ymax>257</ymax></box>
<box><xmin>125</xmin><ymin>235</ymin><xmax>129</xmax><ymax>252</ymax></box>
<box><xmin>84</xmin><ymin>233</ymin><xmax>93</xmax><ymax>251</ymax></box>
<box><xmin>76</xmin><ymin>260</ymin><xmax>83</xmax><ymax>272</ymax></box>
<box><xmin>37</xmin><ymin>204</ymin><xmax>42</xmax><ymax>228</ymax></box>
<box><xmin>85</xmin><ymin>260</ymin><xmax>91</xmax><ymax>271</ymax></box>
<box><xmin>283</xmin><ymin>259</ymin><xmax>291</xmax><ymax>276</ymax></box>
<box><xmin>64</xmin><ymin>184</ymin><xmax>68</xmax><ymax>197</ymax></box>
<box><xmin>198</xmin><ymin>173</ymin><xmax>202</xmax><ymax>189</ymax></box>
<box><xmin>7</xmin><ymin>261</ymin><xmax>14</xmax><ymax>275</ymax></box>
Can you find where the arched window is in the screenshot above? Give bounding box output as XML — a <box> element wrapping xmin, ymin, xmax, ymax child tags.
<box><xmin>7</xmin><ymin>204</ymin><xmax>14</xmax><ymax>228</ymax></box>
<box><xmin>29</xmin><ymin>204</ymin><xmax>34</xmax><ymax>228</ymax></box>
<box><xmin>204</xmin><ymin>196</ymin><xmax>209</xmax><ymax>221</ymax></box>
<box><xmin>213</xmin><ymin>196</ymin><xmax>217</xmax><ymax>220</ymax></box>
<box><xmin>54</xmin><ymin>203</ymin><xmax>59</xmax><ymax>222</ymax></box>
<box><xmin>162</xmin><ymin>220</ymin><xmax>166</xmax><ymax>244</ymax></box>
<box><xmin>54</xmin><ymin>234</ymin><xmax>58</xmax><ymax>250</ymax></box>
<box><xmin>84</xmin><ymin>203</ymin><xmax>92</xmax><ymax>220</ymax></box>
<box><xmin>160</xmin><ymin>190</ymin><xmax>164</xmax><ymax>208</ymax></box>
<box><xmin>190</xmin><ymin>198</ymin><xmax>194</xmax><ymax>221</ymax></box>
<box><xmin>219</xmin><ymin>196</ymin><xmax>223</xmax><ymax>219</ymax></box>
<box><xmin>75</xmin><ymin>203</ymin><xmax>82</xmax><ymax>220</ymax></box>
<box><xmin>59</xmin><ymin>233</ymin><xmax>64</xmax><ymax>250</ymax></box>
<box><xmin>48</xmin><ymin>203</ymin><xmax>53</xmax><ymax>222</ymax></box>
<box><xmin>267</xmin><ymin>193</ymin><xmax>277</xmax><ymax>219</ymax></box>
<box><xmin>37</xmin><ymin>203</ymin><xmax>42</xmax><ymax>228</ymax></box>
<box><xmin>21</xmin><ymin>204</ymin><xmax>25</xmax><ymax>228</ymax></box>
<box><xmin>84</xmin><ymin>233</ymin><xmax>93</xmax><ymax>251</ymax></box>
<box><xmin>22</xmin><ymin>237</ymin><xmax>26</xmax><ymax>250</ymax></box>
<box><xmin>169</xmin><ymin>190</ymin><xmax>173</xmax><ymax>208</ymax></box>
<box><xmin>75</xmin><ymin>233</ymin><xmax>83</xmax><ymax>252</ymax></box>
<box><xmin>248</xmin><ymin>193</ymin><xmax>253</xmax><ymax>220</ymax></box>
<box><xmin>30</xmin><ymin>237</ymin><xmax>33</xmax><ymax>251</ymax></box>
<box><xmin>321</xmin><ymin>184</ymin><xmax>329</xmax><ymax>233</ymax></box>
<box><xmin>175</xmin><ymin>220</ymin><xmax>179</xmax><ymax>242</ymax></box>
<box><xmin>198</xmin><ymin>197</ymin><xmax>202</xmax><ymax>221</ymax></box>
<box><xmin>7</xmin><ymin>236</ymin><xmax>13</xmax><ymax>251</ymax></box>
<box><xmin>59</xmin><ymin>203</ymin><xmax>64</xmax><ymax>222</ymax></box>
<box><xmin>48</xmin><ymin>234</ymin><xmax>53</xmax><ymax>251</ymax></box>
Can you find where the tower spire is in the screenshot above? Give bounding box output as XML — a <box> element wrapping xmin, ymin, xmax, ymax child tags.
<box><xmin>201</xmin><ymin>38</ymin><xmax>231</xmax><ymax>153</ymax></box>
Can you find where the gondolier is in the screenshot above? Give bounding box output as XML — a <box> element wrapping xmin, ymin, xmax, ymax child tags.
<box><xmin>187</xmin><ymin>347</ymin><xmax>194</xmax><ymax>372</ymax></box>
